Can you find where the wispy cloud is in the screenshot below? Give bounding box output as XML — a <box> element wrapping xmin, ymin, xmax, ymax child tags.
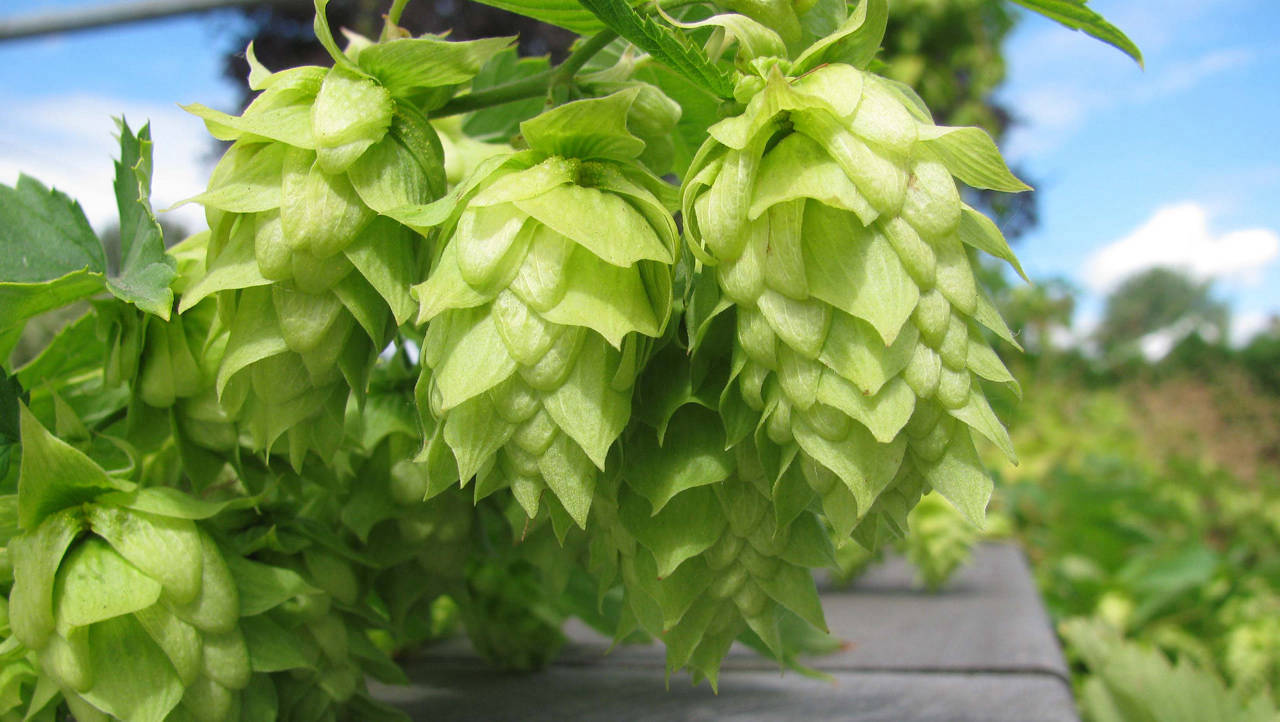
<box><xmin>1082</xmin><ymin>201</ymin><xmax>1280</xmax><ymax>292</ymax></box>
<box><xmin>0</xmin><ymin>92</ymin><xmax>216</xmax><ymax>236</ymax></box>
<box><xmin>1135</xmin><ymin>46</ymin><xmax>1260</xmax><ymax>102</ymax></box>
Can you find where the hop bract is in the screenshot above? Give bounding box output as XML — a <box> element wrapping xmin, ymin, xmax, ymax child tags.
<box><xmin>413</xmin><ymin>90</ymin><xmax>678</xmax><ymax>529</ymax></box>
<box><xmin>683</xmin><ymin>63</ymin><xmax>1027</xmax><ymax>549</ymax></box>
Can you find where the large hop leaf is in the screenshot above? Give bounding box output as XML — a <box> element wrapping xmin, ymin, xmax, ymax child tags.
<box><xmin>180</xmin><ymin>51</ymin><xmax>449</xmax><ymax>465</ymax></box>
<box><xmin>681</xmin><ymin>63</ymin><xmax>1026</xmax><ymax>549</ymax></box>
<box><xmin>412</xmin><ymin>92</ymin><xmax>679</xmax><ymax>529</ymax></box>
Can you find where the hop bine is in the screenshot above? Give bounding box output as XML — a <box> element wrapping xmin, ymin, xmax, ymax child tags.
<box><xmin>682</xmin><ymin>61</ymin><xmax>1027</xmax><ymax>551</ymax></box>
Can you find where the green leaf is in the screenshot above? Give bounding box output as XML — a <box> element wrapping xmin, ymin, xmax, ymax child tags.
<box><xmin>94</xmin><ymin>486</ymin><xmax>236</xmax><ymax>521</ymax></box>
<box><xmin>756</xmin><ymin>562</ymin><xmax>827</xmax><ymax>632</ymax></box>
<box><xmin>539</xmin><ymin>251</ymin><xmax>664</xmax><ymax>348</ymax></box>
<box><xmin>312</xmin><ymin>0</ymin><xmax>365</xmax><ymax>77</ymax></box>
<box><xmin>15</xmin><ymin>312</ymin><xmax>100</xmax><ymax>390</ymax></box>
<box><xmin>107</xmin><ymin>120</ymin><xmax>176</xmax><ymax>320</ymax></box>
<box><xmin>818</xmin><ymin>312</ymin><xmax>918</xmax><ymax>396</ymax></box>
<box><xmin>53</xmin><ymin>538</ymin><xmax>163</xmax><ymax>628</ymax></box>
<box><xmin>792</xmin><ymin>0</ymin><xmax>887</xmax><ymax>74</ymax></box>
<box><xmin>917</xmin><ymin>126</ymin><xmax>1032</xmax><ymax>193</ymax></box>
<box><xmin>169</xmin><ymin>531</ymin><xmax>239</xmax><ymax>635</ymax></box>
<box><xmin>815</xmin><ymin>373</ymin><xmax>915</xmax><ymax>444</ymax></box>
<box><xmin>956</xmin><ymin>205</ymin><xmax>1028</xmax><ymax>281</ymax></box>
<box><xmin>920</xmin><ymin>429</ymin><xmax>991</xmax><ymax>527</ymax></box>
<box><xmin>1009</xmin><ymin>0</ymin><xmax>1142</xmax><ymax>65</ymax></box>
<box><xmin>802</xmin><ymin>204</ymin><xmax>917</xmax><ymax>345</ymax></box>
<box><xmin>520</xmin><ymin>91</ymin><xmax>648</xmax><ymax>163</ymax></box>
<box><xmin>793</xmin><ymin>417</ymin><xmax>905</xmax><ymax>519</ymax></box>
<box><xmin>947</xmin><ymin>386</ymin><xmax>1017</xmax><ymax>464</ymax></box>
<box><xmin>468</xmin><ymin>0</ymin><xmax>607</xmax><ymax>34</ymax></box>
<box><xmin>241</xmin><ymin>614</ymin><xmax>313</xmax><ymax>672</ymax></box>
<box><xmin>432</xmin><ymin>310</ymin><xmax>518</xmax><ymax>412</ymax></box>
<box><xmin>226</xmin><ymin>556</ymin><xmax>317</xmax><ymax>617</ymax></box>
<box><xmin>17</xmin><ymin>404</ymin><xmax>129</xmax><ymax>530</ymax></box>
<box><xmin>311</xmin><ymin>68</ymin><xmax>395</xmax><ymax>174</ymax></box>
<box><xmin>576</xmin><ymin>0</ymin><xmax>734</xmax><ymax>98</ymax></box>
<box><xmin>0</xmin><ymin>176</ymin><xmax>104</xmax><ymax>284</ymax></box>
<box><xmin>87</xmin><ymin>505</ymin><xmax>203</xmax><ymax>606</ymax></box>
<box><xmin>7</xmin><ymin>508</ymin><xmax>83</xmax><ymax>648</ymax></box>
<box><xmin>357</xmin><ymin>36</ymin><xmax>515</xmax><ymax>98</ymax></box>
<box><xmin>0</xmin><ymin>175</ymin><xmax>107</xmax><ymax>331</ymax></box>
<box><xmin>443</xmin><ymin>395</ymin><xmax>514</xmax><ymax>482</ymax></box>
<box><xmin>620</xmin><ymin>486</ymin><xmax>726</xmax><ymax>578</ymax></box>
<box><xmin>82</xmin><ymin>615</ymin><xmax>184</xmax><ymax>722</ymax></box>
<box><xmin>541</xmin><ymin>337</ymin><xmax>631</xmax><ymax>471</ymax></box>
<box><xmin>626</xmin><ymin>406</ymin><xmax>733</xmax><ymax>514</ymax></box>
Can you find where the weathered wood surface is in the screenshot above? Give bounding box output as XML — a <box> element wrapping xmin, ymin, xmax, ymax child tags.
<box><xmin>373</xmin><ymin>542</ymin><xmax>1079</xmax><ymax>721</ymax></box>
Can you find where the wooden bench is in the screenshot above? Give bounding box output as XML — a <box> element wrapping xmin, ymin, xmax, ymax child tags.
<box><xmin>373</xmin><ymin>542</ymin><xmax>1078</xmax><ymax>721</ymax></box>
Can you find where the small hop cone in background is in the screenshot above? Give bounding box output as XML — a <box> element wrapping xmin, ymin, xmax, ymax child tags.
<box><xmin>683</xmin><ymin>62</ymin><xmax>1027</xmax><ymax>550</ymax></box>
<box><xmin>413</xmin><ymin>90</ymin><xmax>678</xmax><ymax>530</ymax></box>
<box><xmin>177</xmin><ymin>21</ymin><xmax>510</xmax><ymax>467</ymax></box>
<box><xmin>901</xmin><ymin>491</ymin><xmax>977</xmax><ymax>591</ymax></box>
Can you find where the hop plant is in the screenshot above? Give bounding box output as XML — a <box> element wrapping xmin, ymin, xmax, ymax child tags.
<box><xmin>683</xmin><ymin>54</ymin><xmax>1027</xmax><ymax>550</ymax></box>
<box><xmin>177</xmin><ymin>18</ymin><xmax>510</xmax><ymax>466</ymax></box>
<box><xmin>6</xmin><ymin>407</ymin><xmax>251</xmax><ymax>722</ymax></box>
<box><xmin>413</xmin><ymin>90</ymin><xmax>678</xmax><ymax>529</ymax></box>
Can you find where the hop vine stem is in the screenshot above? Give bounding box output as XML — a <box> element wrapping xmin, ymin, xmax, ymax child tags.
<box><xmin>430</xmin><ymin>29</ymin><xmax>618</xmax><ymax>119</ymax></box>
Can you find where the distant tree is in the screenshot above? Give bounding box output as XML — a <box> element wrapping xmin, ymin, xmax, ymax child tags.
<box><xmin>1096</xmin><ymin>268</ymin><xmax>1230</xmax><ymax>359</ymax></box>
<box><xmin>1003</xmin><ymin>275</ymin><xmax>1076</xmax><ymax>354</ymax></box>
<box><xmin>1239</xmin><ymin>317</ymin><xmax>1280</xmax><ymax>396</ymax></box>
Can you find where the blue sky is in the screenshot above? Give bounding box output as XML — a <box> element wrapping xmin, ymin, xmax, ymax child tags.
<box><xmin>997</xmin><ymin>0</ymin><xmax>1280</xmax><ymax>344</ymax></box>
<box><xmin>2</xmin><ymin>0</ymin><xmax>1278</xmax><ymax>344</ymax></box>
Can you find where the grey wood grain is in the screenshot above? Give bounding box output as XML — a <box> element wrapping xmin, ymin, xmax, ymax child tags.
<box><xmin>373</xmin><ymin>542</ymin><xmax>1079</xmax><ymax>721</ymax></box>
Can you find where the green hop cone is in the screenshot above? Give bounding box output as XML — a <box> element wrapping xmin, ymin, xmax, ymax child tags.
<box><xmin>7</xmin><ymin>407</ymin><xmax>252</xmax><ymax>722</ymax></box>
<box><xmin>603</xmin><ymin>426</ymin><xmax>833</xmax><ymax>687</ymax></box>
<box><xmin>178</xmin><ymin>13</ymin><xmax>508</xmax><ymax>466</ymax></box>
<box><xmin>682</xmin><ymin>63</ymin><xmax>1026</xmax><ymax>549</ymax></box>
<box><xmin>413</xmin><ymin>90</ymin><xmax>679</xmax><ymax>529</ymax></box>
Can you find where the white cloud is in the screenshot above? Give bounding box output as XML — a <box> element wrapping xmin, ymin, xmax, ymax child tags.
<box><xmin>1231</xmin><ymin>310</ymin><xmax>1275</xmax><ymax>346</ymax></box>
<box><xmin>1082</xmin><ymin>202</ymin><xmax>1280</xmax><ymax>292</ymax></box>
<box><xmin>0</xmin><ymin>92</ymin><xmax>217</xmax><ymax>237</ymax></box>
<box><xmin>1135</xmin><ymin>46</ymin><xmax>1259</xmax><ymax>102</ymax></box>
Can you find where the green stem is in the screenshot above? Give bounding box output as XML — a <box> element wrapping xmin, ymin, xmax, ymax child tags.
<box><xmin>384</xmin><ymin>0</ymin><xmax>409</xmax><ymax>29</ymax></box>
<box><xmin>430</xmin><ymin>29</ymin><xmax>618</xmax><ymax>119</ymax></box>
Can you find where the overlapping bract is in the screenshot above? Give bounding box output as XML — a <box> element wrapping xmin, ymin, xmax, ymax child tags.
<box><xmin>413</xmin><ymin>92</ymin><xmax>679</xmax><ymax>529</ymax></box>
<box><xmin>683</xmin><ymin>63</ymin><xmax>1025</xmax><ymax>549</ymax></box>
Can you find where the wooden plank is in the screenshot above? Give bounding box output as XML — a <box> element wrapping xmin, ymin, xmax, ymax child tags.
<box><xmin>373</xmin><ymin>542</ymin><xmax>1079</xmax><ymax>721</ymax></box>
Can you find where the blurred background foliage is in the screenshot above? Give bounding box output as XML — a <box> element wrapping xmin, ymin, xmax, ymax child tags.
<box><xmin>9</xmin><ymin>0</ymin><xmax>1278</xmax><ymax>718</ymax></box>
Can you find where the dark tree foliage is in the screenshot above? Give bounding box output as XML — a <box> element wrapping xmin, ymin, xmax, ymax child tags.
<box><xmin>882</xmin><ymin>0</ymin><xmax>1036</xmax><ymax>239</ymax></box>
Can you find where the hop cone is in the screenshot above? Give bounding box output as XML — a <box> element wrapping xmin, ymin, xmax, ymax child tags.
<box><xmin>683</xmin><ymin>64</ymin><xmax>1026</xmax><ymax>548</ymax></box>
<box><xmin>179</xmin><ymin>26</ymin><xmax>515</xmax><ymax>464</ymax></box>
<box><xmin>7</xmin><ymin>408</ymin><xmax>251</xmax><ymax>722</ymax></box>
<box><xmin>901</xmin><ymin>491</ymin><xmax>977</xmax><ymax>591</ymax></box>
<box><xmin>413</xmin><ymin>90</ymin><xmax>678</xmax><ymax>528</ymax></box>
